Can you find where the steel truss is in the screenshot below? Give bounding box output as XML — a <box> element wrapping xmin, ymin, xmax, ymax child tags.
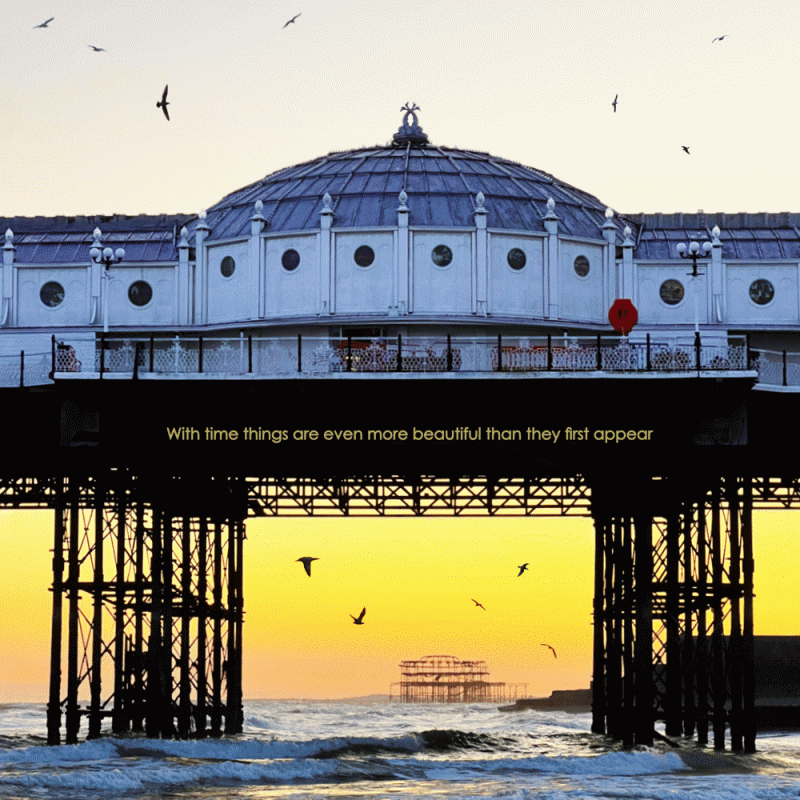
<box><xmin>590</xmin><ymin>474</ymin><xmax>755</xmax><ymax>751</ymax></box>
<box><xmin>46</xmin><ymin>474</ymin><xmax>245</xmax><ymax>744</ymax></box>
<box><xmin>0</xmin><ymin>471</ymin><xmax>792</xmax><ymax>746</ymax></box>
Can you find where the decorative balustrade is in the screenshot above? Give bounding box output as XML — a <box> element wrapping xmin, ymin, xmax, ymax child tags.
<box><xmin>47</xmin><ymin>334</ymin><xmax>753</xmax><ymax>379</ymax></box>
<box><xmin>4</xmin><ymin>334</ymin><xmax>800</xmax><ymax>389</ymax></box>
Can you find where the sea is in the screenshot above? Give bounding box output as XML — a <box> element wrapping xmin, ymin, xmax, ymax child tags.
<box><xmin>1</xmin><ymin>699</ymin><xmax>798</xmax><ymax>799</ymax></box>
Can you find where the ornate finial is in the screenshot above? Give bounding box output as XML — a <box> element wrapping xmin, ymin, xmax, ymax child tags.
<box><xmin>255</xmin><ymin>200</ymin><xmax>263</xmax><ymax>213</ymax></box>
<box><xmin>623</xmin><ymin>225</ymin><xmax>634</xmax><ymax>246</ymax></box>
<box><xmin>398</xmin><ymin>189</ymin><xmax>408</xmax><ymax>211</ymax></box>
<box><xmin>476</xmin><ymin>192</ymin><xmax>485</xmax><ymax>210</ymax></box>
<box><xmin>605</xmin><ymin>207</ymin><xmax>613</xmax><ymax>219</ymax></box>
<box><xmin>711</xmin><ymin>224</ymin><xmax>721</xmax><ymax>242</ymax></box>
<box><xmin>393</xmin><ymin>103</ymin><xmax>429</xmax><ymax>146</ymax></box>
<box><xmin>4</xmin><ymin>229</ymin><xmax>13</xmax><ymax>249</ymax></box>
<box><xmin>251</xmin><ymin>199</ymin><xmax>266</xmax><ymax>223</ymax></box>
<box><xmin>196</xmin><ymin>210</ymin><xmax>210</xmax><ymax>232</ymax></box>
<box><xmin>322</xmin><ymin>192</ymin><xmax>333</xmax><ymax>210</ymax></box>
<box><xmin>544</xmin><ymin>197</ymin><xmax>558</xmax><ymax>219</ymax></box>
<box><xmin>93</xmin><ymin>227</ymin><xmax>102</xmax><ymax>245</ymax></box>
<box><xmin>179</xmin><ymin>226</ymin><xmax>188</xmax><ymax>246</ymax></box>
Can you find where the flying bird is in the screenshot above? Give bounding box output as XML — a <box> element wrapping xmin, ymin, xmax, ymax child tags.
<box><xmin>517</xmin><ymin>563</ymin><xmax>529</xmax><ymax>576</ymax></box>
<box><xmin>711</xmin><ymin>35</ymin><xmax>729</xmax><ymax>43</ymax></box>
<box><xmin>681</xmin><ymin>146</ymin><xmax>690</xmax><ymax>154</ymax></box>
<box><xmin>283</xmin><ymin>13</ymin><xmax>301</xmax><ymax>27</ymax></box>
<box><xmin>296</xmin><ymin>556</ymin><xmax>319</xmax><ymax>576</ymax></box>
<box><xmin>541</xmin><ymin>643</ymin><xmax>558</xmax><ymax>659</ymax></box>
<box><xmin>350</xmin><ymin>607</ymin><xmax>366</xmax><ymax>625</ymax></box>
<box><xmin>88</xmin><ymin>45</ymin><xmax>106</xmax><ymax>52</ymax></box>
<box><xmin>156</xmin><ymin>85</ymin><xmax>170</xmax><ymax>120</ymax></box>
<box><xmin>33</xmin><ymin>17</ymin><xmax>54</xmax><ymax>28</ymax></box>
<box><xmin>471</xmin><ymin>599</ymin><xmax>486</xmax><ymax>610</ymax></box>
<box><xmin>612</xmin><ymin>94</ymin><xmax>618</xmax><ymax>112</ymax></box>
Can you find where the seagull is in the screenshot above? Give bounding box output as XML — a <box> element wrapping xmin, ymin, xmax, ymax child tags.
<box><xmin>156</xmin><ymin>85</ymin><xmax>170</xmax><ymax>121</ymax></box>
<box><xmin>283</xmin><ymin>13</ymin><xmax>301</xmax><ymax>27</ymax></box>
<box><xmin>711</xmin><ymin>35</ymin><xmax>729</xmax><ymax>43</ymax></box>
<box><xmin>88</xmin><ymin>45</ymin><xmax>106</xmax><ymax>52</ymax></box>
<box><xmin>612</xmin><ymin>94</ymin><xmax>618</xmax><ymax>112</ymax></box>
<box><xmin>681</xmin><ymin>146</ymin><xmax>690</xmax><ymax>154</ymax></box>
<box><xmin>471</xmin><ymin>599</ymin><xmax>486</xmax><ymax>610</ymax></box>
<box><xmin>350</xmin><ymin>607</ymin><xmax>366</xmax><ymax>625</ymax></box>
<box><xmin>541</xmin><ymin>643</ymin><xmax>558</xmax><ymax>659</ymax></box>
<box><xmin>296</xmin><ymin>556</ymin><xmax>318</xmax><ymax>577</ymax></box>
<box><xmin>33</xmin><ymin>17</ymin><xmax>54</xmax><ymax>28</ymax></box>
<box><xmin>517</xmin><ymin>563</ymin><xmax>529</xmax><ymax>576</ymax></box>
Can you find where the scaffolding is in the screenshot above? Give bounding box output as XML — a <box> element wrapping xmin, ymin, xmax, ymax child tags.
<box><xmin>390</xmin><ymin>654</ymin><xmax>527</xmax><ymax>703</ymax></box>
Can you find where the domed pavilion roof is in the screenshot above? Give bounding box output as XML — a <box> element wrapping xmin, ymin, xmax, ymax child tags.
<box><xmin>201</xmin><ymin>107</ymin><xmax>627</xmax><ymax>242</ymax></box>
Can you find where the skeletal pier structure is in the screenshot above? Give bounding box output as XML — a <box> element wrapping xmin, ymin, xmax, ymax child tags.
<box><xmin>590</xmin><ymin>473</ymin><xmax>756</xmax><ymax>751</ymax></box>
<box><xmin>1</xmin><ymin>470</ymin><xmax>795</xmax><ymax>750</ymax></box>
<box><xmin>45</xmin><ymin>473</ymin><xmax>246</xmax><ymax>744</ymax></box>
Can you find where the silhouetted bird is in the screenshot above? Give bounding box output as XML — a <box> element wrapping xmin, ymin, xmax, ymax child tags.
<box><xmin>283</xmin><ymin>13</ymin><xmax>301</xmax><ymax>27</ymax></box>
<box><xmin>296</xmin><ymin>556</ymin><xmax>319</xmax><ymax>577</ymax></box>
<box><xmin>88</xmin><ymin>45</ymin><xmax>106</xmax><ymax>52</ymax></box>
<box><xmin>350</xmin><ymin>607</ymin><xmax>366</xmax><ymax>625</ymax></box>
<box><xmin>156</xmin><ymin>85</ymin><xmax>170</xmax><ymax>120</ymax></box>
<box><xmin>612</xmin><ymin>94</ymin><xmax>618</xmax><ymax>112</ymax></box>
<box><xmin>682</xmin><ymin>146</ymin><xmax>690</xmax><ymax>154</ymax></box>
<box><xmin>471</xmin><ymin>599</ymin><xmax>486</xmax><ymax>610</ymax></box>
<box><xmin>711</xmin><ymin>35</ymin><xmax>728</xmax><ymax>43</ymax></box>
<box><xmin>517</xmin><ymin>563</ymin><xmax>529</xmax><ymax>576</ymax></box>
<box><xmin>33</xmin><ymin>17</ymin><xmax>54</xmax><ymax>28</ymax></box>
<box><xmin>541</xmin><ymin>643</ymin><xmax>558</xmax><ymax>659</ymax></box>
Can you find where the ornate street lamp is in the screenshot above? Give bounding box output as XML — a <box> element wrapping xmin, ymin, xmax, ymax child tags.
<box><xmin>90</xmin><ymin>229</ymin><xmax>125</xmax><ymax>333</ymax></box>
<box><xmin>676</xmin><ymin>238</ymin><xmax>712</xmax><ymax>277</ymax></box>
<box><xmin>676</xmin><ymin>237</ymin><xmax>712</xmax><ymax>363</ymax></box>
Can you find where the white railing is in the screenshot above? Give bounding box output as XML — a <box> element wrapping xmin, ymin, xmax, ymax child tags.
<box><xmin>46</xmin><ymin>334</ymin><xmax>757</xmax><ymax>379</ymax></box>
<box><xmin>0</xmin><ymin>351</ymin><xmax>52</xmax><ymax>388</ymax></box>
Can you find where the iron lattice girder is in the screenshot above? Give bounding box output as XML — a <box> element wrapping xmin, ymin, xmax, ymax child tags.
<box><xmin>3</xmin><ymin>473</ymin><xmax>800</xmax><ymax>513</ymax></box>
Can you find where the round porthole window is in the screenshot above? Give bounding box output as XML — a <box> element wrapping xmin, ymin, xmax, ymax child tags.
<box><xmin>128</xmin><ymin>280</ymin><xmax>153</xmax><ymax>307</ymax></box>
<box><xmin>282</xmin><ymin>249</ymin><xmax>300</xmax><ymax>271</ymax></box>
<box><xmin>660</xmin><ymin>279</ymin><xmax>684</xmax><ymax>305</ymax></box>
<box><xmin>40</xmin><ymin>281</ymin><xmax>64</xmax><ymax>307</ymax></box>
<box><xmin>507</xmin><ymin>248</ymin><xmax>526</xmax><ymax>270</ymax></box>
<box><xmin>220</xmin><ymin>256</ymin><xmax>235</xmax><ymax>278</ymax></box>
<box><xmin>749</xmin><ymin>278</ymin><xmax>774</xmax><ymax>305</ymax></box>
<box><xmin>354</xmin><ymin>245</ymin><xmax>375</xmax><ymax>267</ymax></box>
<box><xmin>574</xmin><ymin>255</ymin><xmax>590</xmax><ymax>277</ymax></box>
<box><xmin>432</xmin><ymin>244</ymin><xmax>453</xmax><ymax>267</ymax></box>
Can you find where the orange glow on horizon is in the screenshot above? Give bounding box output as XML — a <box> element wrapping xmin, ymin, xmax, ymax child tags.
<box><xmin>1</xmin><ymin>509</ymin><xmax>797</xmax><ymax>703</ymax></box>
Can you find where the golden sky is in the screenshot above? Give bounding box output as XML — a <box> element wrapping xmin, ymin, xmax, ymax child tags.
<box><xmin>1</xmin><ymin>508</ymin><xmax>797</xmax><ymax>702</ymax></box>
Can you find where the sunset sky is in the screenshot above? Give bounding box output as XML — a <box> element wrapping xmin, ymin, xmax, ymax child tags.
<box><xmin>1</xmin><ymin>0</ymin><xmax>799</xmax><ymax>703</ymax></box>
<box><xmin>1</xmin><ymin>508</ymin><xmax>799</xmax><ymax>701</ymax></box>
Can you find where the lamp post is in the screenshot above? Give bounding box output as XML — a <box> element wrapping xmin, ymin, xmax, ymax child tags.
<box><xmin>676</xmin><ymin>238</ymin><xmax>712</xmax><ymax>369</ymax></box>
<box><xmin>90</xmin><ymin>229</ymin><xmax>125</xmax><ymax>334</ymax></box>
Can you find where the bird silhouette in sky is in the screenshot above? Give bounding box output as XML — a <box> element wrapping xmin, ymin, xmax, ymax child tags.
<box><xmin>33</xmin><ymin>17</ymin><xmax>54</xmax><ymax>28</ymax></box>
<box><xmin>517</xmin><ymin>563</ymin><xmax>529</xmax><ymax>576</ymax></box>
<box><xmin>612</xmin><ymin>94</ymin><xmax>618</xmax><ymax>112</ymax></box>
<box><xmin>711</xmin><ymin>35</ymin><xmax>729</xmax><ymax>43</ymax></box>
<box><xmin>682</xmin><ymin>146</ymin><xmax>691</xmax><ymax>154</ymax></box>
<box><xmin>88</xmin><ymin>45</ymin><xmax>106</xmax><ymax>52</ymax></box>
<box><xmin>156</xmin><ymin>85</ymin><xmax>170</xmax><ymax>120</ymax></box>
<box><xmin>350</xmin><ymin>607</ymin><xmax>366</xmax><ymax>625</ymax></box>
<box><xmin>541</xmin><ymin>643</ymin><xmax>558</xmax><ymax>659</ymax></box>
<box><xmin>296</xmin><ymin>556</ymin><xmax>319</xmax><ymax>576</ymax></box>
<box><xmin>283</xmin><ymin>13</ymin><xmax>301</xmax><ymax>28</ymax></box>
<box><xmin>471</xmin><ymin>599</ymin><xmax>486</xmax><ymax>610</ymax></box>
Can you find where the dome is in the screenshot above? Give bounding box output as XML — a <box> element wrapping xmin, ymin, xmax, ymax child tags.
<box><xmin>202</xmin><ymin>108</ymin><xmax>624</xmax><ymax>241</ymax></box>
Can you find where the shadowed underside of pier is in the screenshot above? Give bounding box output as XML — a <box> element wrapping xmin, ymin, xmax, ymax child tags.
<box><xmin>1</xmin><ymin>375</ymin><xmax>798</xmax><ymax>750</ymax></box>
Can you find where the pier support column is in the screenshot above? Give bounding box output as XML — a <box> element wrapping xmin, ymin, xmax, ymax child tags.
<box><xmin>47</xmin><ymin>473</ymin><xmax>247</xmax><ymax>743</ymax></box>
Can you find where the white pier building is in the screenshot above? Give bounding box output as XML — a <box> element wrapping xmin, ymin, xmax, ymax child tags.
<box><xmin>2</xmin><ymin>108</ymin><xmax>798</xmax><ymax>389</ymax></box>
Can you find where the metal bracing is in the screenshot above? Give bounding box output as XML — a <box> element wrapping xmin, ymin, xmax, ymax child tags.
<box><xmin>590</xmin><ymin>475</ymin><xmax>755</xmax><ymax>751</ymax></box>
<box><xmin>46</xmin><ymin>474</ymin><xmax>245</xmax><ymax>744</ymax></box>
